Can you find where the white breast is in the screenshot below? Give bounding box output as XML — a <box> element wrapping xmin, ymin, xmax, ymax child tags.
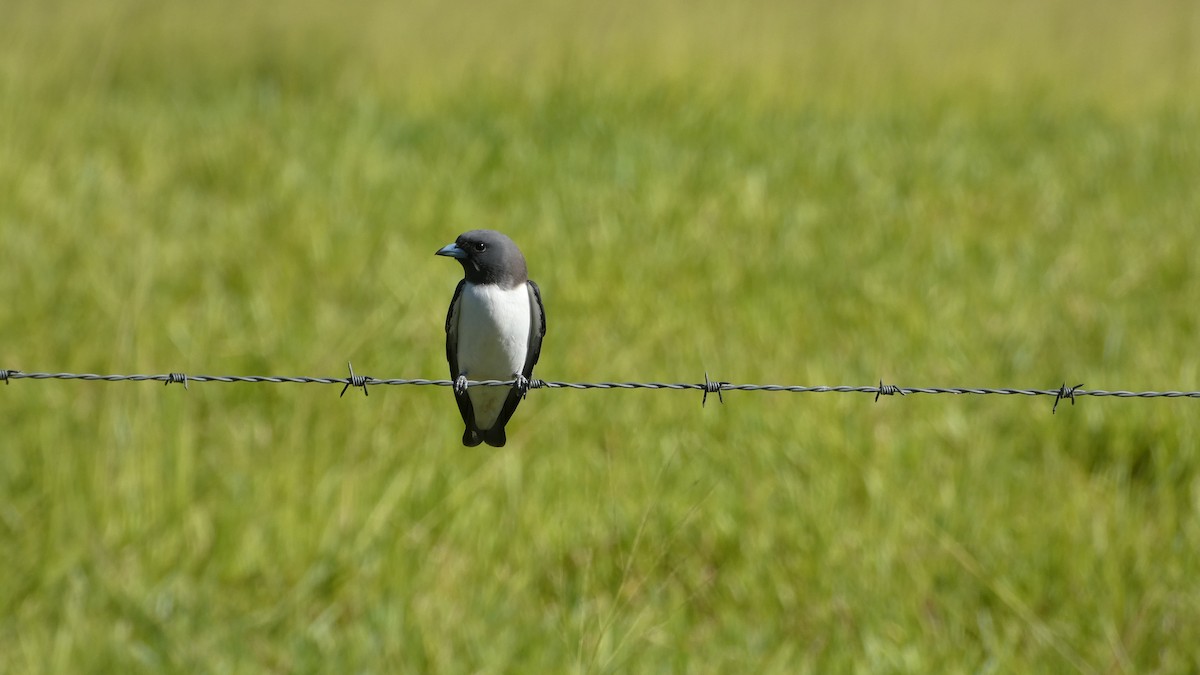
<box><xmin>456</xmin><ymin>283</ymin><xmax>532</xmax><ymax>429</ymax></box>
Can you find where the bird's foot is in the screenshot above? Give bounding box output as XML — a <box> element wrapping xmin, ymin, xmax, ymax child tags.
<box><xmin>513</xmin><ymin>373</ymin><xmax>531</xmax><ymax>398</ymax></box>
<box><xmin>454</xmin><ymin>374</ymin><xmax>469</xmax><ymax>396</ymax></box>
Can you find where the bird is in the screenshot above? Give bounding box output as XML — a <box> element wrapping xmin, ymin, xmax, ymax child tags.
<box><xmin>436</xmin><ymin>230</ymin><xmax>546</xmax><ymax>447</ymax></box>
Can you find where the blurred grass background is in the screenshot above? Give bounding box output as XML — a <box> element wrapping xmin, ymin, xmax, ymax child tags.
<box><xmin>2</xmin><ymin>0</ymin><xmax>1199</xmax><ymax>672</ymax></box>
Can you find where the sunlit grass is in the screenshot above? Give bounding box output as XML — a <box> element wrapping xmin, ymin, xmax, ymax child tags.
<box><xmin>1</xmin><ymin>1</ymin><xmax>1199</xmax><ymax>672</ymax></box>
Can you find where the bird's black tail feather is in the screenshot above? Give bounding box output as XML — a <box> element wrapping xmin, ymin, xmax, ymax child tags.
<box><xmin>482</xmin><ymin>426</ymin><xmax>506</xmax><ymax>448</ymax></box>
<box><xmin>462</xmin><ymin>425</ymin><xmax>505</xmax><ymax>447</ymax></box>
<box><xmin>462</xmin><ymin>428</ymin><xmax>484</xmax><ymax>447</ymax></box>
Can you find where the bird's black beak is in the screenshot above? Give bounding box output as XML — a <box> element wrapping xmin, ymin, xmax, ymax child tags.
<box><xmin>436</xmin><ymin>243</ymin><xmax>467</xmax><ymax>259</ymax></box>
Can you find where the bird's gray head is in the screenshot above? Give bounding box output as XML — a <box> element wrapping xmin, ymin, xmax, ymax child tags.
<box><xmin>435</xmin><ymin>229</ymin><xmax>529</xmax><ymax>287</ymax></box>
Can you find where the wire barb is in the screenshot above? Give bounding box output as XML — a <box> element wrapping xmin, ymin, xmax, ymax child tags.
<box><xmin>1052</xmin><ymin>382</ymin><xmax>1084</xmax><ymax>414</ymax></box>
<box><xmin>875</xmin><ymin>379</ymin><xmax>906</xmax><ymax>402</ymax></box>
<box><xmin>0</xmin><ymin>369</ymin><xmax>15</xmax><ymax>385</ymax></box>
<box><xmin>165</xmin><ymin>372</ymin><xmax>189</xmax><ymax>390</ymax></box>
<box><xmin>702</xmin><ymin>371</ymin><xmax>728</xmax><ymax>407</ymax></box>
<box><xmin>340</xmin><ymin>362</ymin><xmax>370</xmax><ymax>398</ymax></box>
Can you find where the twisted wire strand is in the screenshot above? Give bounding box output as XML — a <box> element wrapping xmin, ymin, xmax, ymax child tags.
<box><xmin>2</xmin><ymin>369</ymin><xmax>1198</xmax><ymax>403</ymax></box>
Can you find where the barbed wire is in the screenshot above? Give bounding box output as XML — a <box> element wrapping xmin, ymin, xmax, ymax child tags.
<box><xmin>3</xmin><ymin>366</ymin><xmax>1199</xmax><ymax>414</ymax></box>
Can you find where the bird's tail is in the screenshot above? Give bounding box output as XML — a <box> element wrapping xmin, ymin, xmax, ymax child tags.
<box><xmin>482</xmin><ymin>426</ymin><xmax>506</xmax><ymax>448</ymax></box>
<box><xmin>462</xmin><ymin>428</ymin><xmax>484</xmax><ymax>447</ymax></box>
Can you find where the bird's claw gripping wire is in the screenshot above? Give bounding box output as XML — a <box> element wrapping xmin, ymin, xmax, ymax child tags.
<box><xmin>513</xmin><ymin>373</ymin><xmax>533</xmax><ymax>399</ymax></box>
<box><xmin>454</xmin><ymin>374</ymin><xmax>469</xmax><ymax>396</ymax></box>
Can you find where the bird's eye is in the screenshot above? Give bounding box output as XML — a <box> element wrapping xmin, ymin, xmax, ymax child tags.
<box><xmin>474</xmin><ymin>242</ymin><xmax>487</xmax><ymax>252</ymax></box>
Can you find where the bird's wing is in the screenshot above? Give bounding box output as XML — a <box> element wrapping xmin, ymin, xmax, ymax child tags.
<box><xmin>482</xmin><ymin>280</ymin><xmax>546</xmax><ymax>447</ymax></box>
<box><xmin>522</xmin><ymin>279</ymin><xmax>546</xmax><ymax>378</ymax></box>
<box><xmin>445</xmin><ymin>279</ymin><xmax>465</xmax><ymax>375</ymax></box>
<box><xmin>444</xmin><ymin>280</ymin><xmax>480</xmax><ymax>439</ymax></box>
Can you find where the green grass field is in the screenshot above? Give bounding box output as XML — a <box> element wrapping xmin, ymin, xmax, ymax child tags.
<box><xmin>2</xmin><ymin>1</ymin><xmax>1199</xmax><ymax>672</ymax></box>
